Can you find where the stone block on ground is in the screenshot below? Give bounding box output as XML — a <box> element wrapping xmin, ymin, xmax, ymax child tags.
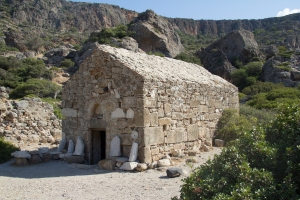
<box><xmin>149</xmin><ymin>161</ymin><xmax>158</xmax><ymax>169</ymax></box>
<box><xmin>215</xmin><ymin>139</ymin><xmax>225</xmax><ymax>147</ymax></box>
<box><xmin>166</xmin><ymin>167</ymin><xmax>183</xmax><ymax>178</ymax></box>
<box><xmin>120</xmin><ymin>162</ymin><xmax>138</xmax><ymax>171</ymax></box>
<box><xmin>11</xmin><ymin>151</ymin><xmax>31</xmax><ymax>159</ymax></box>
<box><xmin>98</xmin><ymin>159</ymin><xmax>116</xmax><ymax>170</ymax></box>
<box><xmin>28</xmin><ymin>154</ymin><xmax>42</xmax><ymax>164</ymax></box>
<box><xmin>135</xmin><ymin>163</ymin><xmax>148</xmax><ymax>172</ymax></box>
<box><xmin>14</xmin><ymin>157</ymin><xmax>28</xmax><ymax>166</ymax></box>
<box><xmin>186</xmin><ymin>158</ymin><xmax>197</xmax><ymax>163</ymax></box>
<box><xmin>41</xmin><ymin>153</ymin><xmax>51</xmax><ymax>162</ymax></box>
<box><xmin>201</xmin><ymin>144</ymin><xmax>210</xmax><ymax>152</ymax></box>
<box><xmin>38</xmin><ymin>147</ymin><xmax>49</xmax><ymax>157</ymax></box>
<box><xmin>65</xmin><ymin>155</ymin><xmax>85</xmax><ymax>164</ymax></box>
<box><xmin>188</xmin><ymin>151</ymin><xmax>197</xmax><ymax>156</ymax></box>
<box><xmin>157</xmin><ymin>159</ymin><xmax>171</xmax><ymax>167</ymax></box>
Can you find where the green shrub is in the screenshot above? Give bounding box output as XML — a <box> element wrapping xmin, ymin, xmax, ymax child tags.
<box><xmin>277</xmin><ymin>62</ymin><xmax>292</xmax><ymax>71</ymax></box>
<box><xmin>245</xmin><ymin>61</ymin><xmax>263</xmax><ymax>78</ymax></box>
<box><xmin>242</xmin><ymin>81</ymin><xmax>284</xmax><ymax>96</ymax></box>
<box><xmin>231</xmin><ymin>68</ymin><xmax>248</xmax><ymax>89</ymax></box>
<box><xmin>179</xmin><ymin>146</ymin><xmax>277</xmax><ymax>199</ymax></box>
<box><xmin>0</xmin><ymin>42</ymin><xmax>19</xmax><ymax>52</ymax></box>
<box><xmin>147</xmin><ymin>51</ymin><xmax>165</xmax><ymax>57</ymax></box>
<box><xmin>174</xmin><ymin>52</ymin><xmax>201</xmax><ymax>65</ymax></box>
<box><xmin>26</xmin><ymin>36</ymin><xmax>44</xmax><ymax>52</ymax></box>
<box><xmin>90</xmin><ymin>24</ymin><xmax>134</xmax><ymax>45</ymax></box>
<box><xmin>10</xmin><ymin>79</ymin><xmax>61</xmax><ymax>99</ymax></box>
<box><xmin>239</xmin><ymin>104</ymin><xmax>274</xmax><ymax>125</ymax></box>
<box><xmin>245</xmin><ymin>76</ymin><xmax>257</xmax><ymax>86</ymax></box>
<box><xmin>0</xmin><ymin>56</ymin><xmax>53</xmax><ymax>89</ymax></box>
<box><xmin>0</xmin><ymin>137</ymin><xmax>19</xmax><ymax>164</ymax></box>
<box><xmin>178</xmin><ymin>103</ymin><xmax>300</xmax><ymax>199</ymax></box>
<box><xmin>214</xmin><ymin>108</ymin><xmax>254</xmax><ymax>143</ymax></box>
<box><xmin>59</xmin><ymin>59</ymin><xmax>74</xmax><ymax>68</ymax></box>
<box><xmin>278</xmin><ymin>46</ymin><xmax>294</xmax><ymax>58</ymax></box>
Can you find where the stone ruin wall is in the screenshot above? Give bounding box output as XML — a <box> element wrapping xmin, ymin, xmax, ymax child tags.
<box><xmin>62</xmin><ymin>47</ymin><xmax>239</xmax><ymax>163</ymax></box>
<box><xmin>0</xmin><ymin>87</ymin><xmax>62</xmax><ymax>148</ymax></box>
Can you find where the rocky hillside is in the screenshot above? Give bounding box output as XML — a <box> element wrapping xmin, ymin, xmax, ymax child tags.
<box><xmin>1</xmin><ymin>0</ymin><xmax>299</xmax><ymax>52</ymax></box>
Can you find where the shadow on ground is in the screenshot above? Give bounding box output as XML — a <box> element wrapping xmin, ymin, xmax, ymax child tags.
<box><xmin>0</xmin><ymin>159</ymin><xmax>123</xmax><ymax>179</ymax></box>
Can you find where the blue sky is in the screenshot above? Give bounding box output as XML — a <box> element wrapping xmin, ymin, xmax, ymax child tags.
<box><xmin>70</xmin><ymin>0</ymin><xmax>300</xmax><ymax>20</ymax></box>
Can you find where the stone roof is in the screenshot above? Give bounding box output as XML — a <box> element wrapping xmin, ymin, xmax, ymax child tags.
<box><xmin>95</xmin><ymin>44</ymin><xmax>235</xmax><ymax>88</ymax></box>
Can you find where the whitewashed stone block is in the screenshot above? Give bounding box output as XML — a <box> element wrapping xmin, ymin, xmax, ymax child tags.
<box><xmin>73</xmin><ymin>136</ymin><xmax>85</xmax><ymax>156</ymax></box>
<box><xmin>120</xmin><ymin>162</ymin><xmax>138</xmax><ymax>171</ymax></box>
<box><xmin>114</xmin><ymin>89</ymin><xmax>120</xmax><ymax>98</ymax></box>
<box><xmin>129</xmin><ymin>142</ymin><xmax>138</xmax><ymax>162</ymax></box>
<box><xmin>67</xmin><ymin>140</ymin><xmax>75</xmax><ymax>153</ymax></box>
<box><xmin>111</xmin><ymin>108</ymin><xmax>125</xmax><ymax>118</ymax></box>
<box><xmin>57</xmin><ymin>139</ymin><xmax>66</xmax><ymax>152</ymax></box>
<box><xmin>62</xmin><ymin>108</ymin><xmax>78</xmax><ymax>117</ymax></box>
<box><xmin>126</xmin><ymin>108</ymin><xmax>134</xmax><ymax>118</ymax></box>
<box><xmin>11</xmin><ymin>151</ymin><xmax>31</xmax><ymax>159</ymax></box>
<box><xmin>110</xmin><ymin>136</ymin><xmax>121</xmax><ymax>157</ymax></box>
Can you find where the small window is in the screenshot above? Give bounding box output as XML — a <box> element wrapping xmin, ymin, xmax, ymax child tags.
<box><xmin>190</xmin><ymin>118</ymin><xmax>193</xmax><ymax>124</ymax></box>
<box><xmin>103</xmin><ymin>87</ymin><xmax>109</xmax><ymax>92</ymax></box>
<box><xmin>118</xmin><ymin>102</ymin><xmax>122</xmax><ymax>108</ymax></box>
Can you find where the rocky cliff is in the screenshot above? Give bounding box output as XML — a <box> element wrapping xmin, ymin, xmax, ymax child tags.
<box><xmin>167</xmin><ymin>13</ymin><xmax>300</xmax><ymax>36</ymax></box>
<box><xmin>2</xmin><ymin>0</ymin><xmax>137</xmax><ymax>32</ymax></box>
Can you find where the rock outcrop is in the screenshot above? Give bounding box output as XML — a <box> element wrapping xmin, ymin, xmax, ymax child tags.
<box><xmin>110</xmin><ymin>37</ymin><xmax>145</xmax><ymax>53</ymax></box>
<box><xmin>261</xmin><ymin>56</ymin><xmax>300</xmax><ymax>87</ymax></box>
<box><xmin>129</xmin><ymin>10</ymin><xmax>184</xmax><ymax>57</ymax></box>
<box><xmin>198</xmin><ymin>30</ymin><xmax>260</xmax><ymax>80</ymax></box>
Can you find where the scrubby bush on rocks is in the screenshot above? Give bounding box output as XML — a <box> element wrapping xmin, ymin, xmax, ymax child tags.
<box><xmin>10</xmin><ymin>79</ymin><xmax>61</xmax><ymax>99</ymax></box>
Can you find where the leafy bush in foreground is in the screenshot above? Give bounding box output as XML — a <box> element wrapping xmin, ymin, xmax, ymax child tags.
<box><xmin>178</xmin><ymin>103</ymin><xmax>300</xmax><ymax>199</ymax></box>
<box><xmin>0</xmin><ymin>137</ymin><xmax>19</xmax><ymax>164</ymax></box>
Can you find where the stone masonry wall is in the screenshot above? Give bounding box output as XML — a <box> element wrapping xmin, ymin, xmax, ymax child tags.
<box><xmin>62</xmin><ymin>44</ymin><xmax>239</xmax><ymax>164</ymax></box>
<box><xmin>62</xmin><ymin>46</ymin><xmax>146</xmax><ymax>162</ymax></box>
<box><xmin>139</xmin><ymin>79</ymin><xmax>238</xmax><ymax>163</ymax></box>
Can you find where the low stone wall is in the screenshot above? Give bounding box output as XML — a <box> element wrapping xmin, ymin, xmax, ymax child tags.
<box><xmin>0</xmin><ymin>87</ymin><xmax>62</xmax><ymax>148</ymax></box>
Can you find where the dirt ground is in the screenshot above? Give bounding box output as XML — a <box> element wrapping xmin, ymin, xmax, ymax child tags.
<box><xmin>0</xmin><ymin>147</ymin><xmax>222</xmax><ymax>200</ymax></box>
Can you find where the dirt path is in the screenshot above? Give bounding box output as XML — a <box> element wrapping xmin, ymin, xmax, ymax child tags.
<box><xmin>0</xmin><ymin>148</ymin><xmax>222</xmax><ymax>200</ymax></box>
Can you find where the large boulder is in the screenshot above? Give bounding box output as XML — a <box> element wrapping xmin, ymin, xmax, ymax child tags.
<box><xmin>44</xmin><ymin>45</ymin><xmax>76</xmax><ymax>66</ymax></box>
<box><xmin>110</xmin><ymin>37</ymin><xmax>144</xmax><ymax>53</ymax></box>
<box><xmin>129</xmin><ymin>10</ymin><xmax>184</xmax><ymax>58</ymax></box>
<box><xmin>198</xmin><ymin>30</ymin><xmax>260</xmax><ymax>80</ymax></box>
<box><xmin>261</xmin><ymin>57</ymin><xmax>298</xmax><ymax>87</ymax></box>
